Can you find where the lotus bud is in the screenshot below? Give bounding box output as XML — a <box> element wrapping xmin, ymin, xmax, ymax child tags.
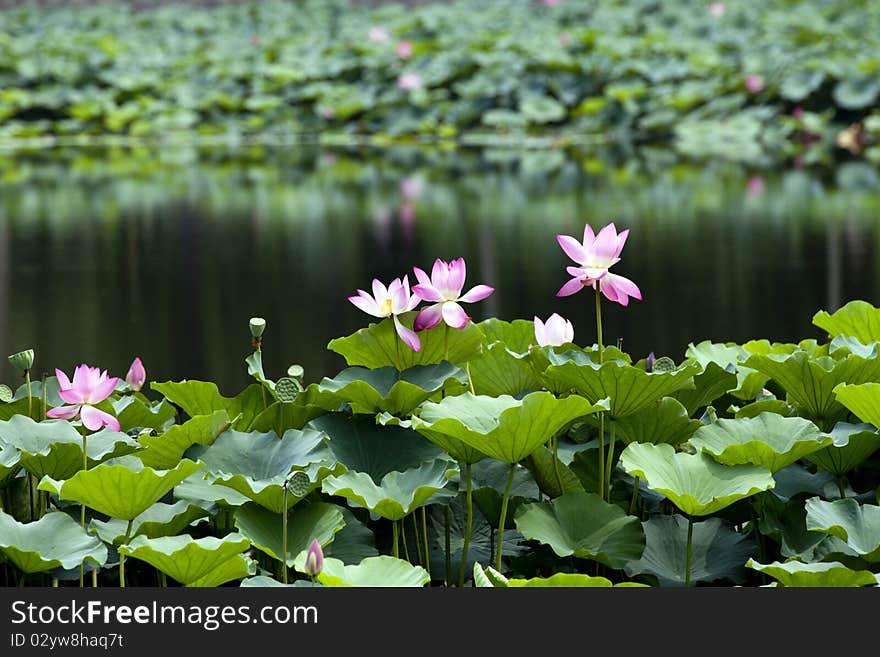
<box><xmin>126</xmin><ymin>357</ymin><xmax>146</xmax><ymax>392</ymax></box>
<box><xmin>304</xmin><ymin>538</ymin><xmax>323</xmax><ymax>578</ymax></box>
<box><xmin>8</xmin><ymin>349</ymin><xmax>34</xmax><ymax>372</ymax></box>
<box><xmin>645</xmin><ymin>352</ymin><xmax>655</xmax><ymax>373</ymax></box>
<box><xmin>249</xmin><ymin>317</ymin><xmax>266</xmax><ymax>350</ymax></box>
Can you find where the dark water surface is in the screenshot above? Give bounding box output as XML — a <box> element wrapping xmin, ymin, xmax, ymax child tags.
<box><xmin>1</xmin><ymin>145</ymin><xmax>878</xmax><ymax>394</ymax></box>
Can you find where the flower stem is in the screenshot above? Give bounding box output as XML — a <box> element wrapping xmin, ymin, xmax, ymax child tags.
<box><xmin>281</xmin><ymin>483</ymin><xmax>289</xmax><ymax>584</ymax></box>
<box><xmin>403</xmin><ymin>514</ymin><xmax>413</xmax><ymax>563</ymax></box>
<box><xmin>41</xmin><ymin>372</ymin><xmax>47</xmax><ymax>418</ymax></box>
<box><xmin>458</xmin><ymin>461</ymin><xmax>473</xmax><ymax>587</ymax></box>
<box><xmin>421</xmin><ymin>506</ymin><xmax>431</xmax><ymax>579</ymax></box>
<box><xmin>466</xmin><ymin>362</ymin><xmax>475</xmax><ymax>394</ymax></box>
<box><xmin>552</xmin><ymin>436</ymin><xmax>564</xmax><ymax>494</ymax></box>
<box><xmin>495</xmin><ymin>463</ymin><xmax>516</xmax><ymax>571</ymax></box>
<box><xmin>605</xmin><ymin>419</ymin><xmax>616</xmax><ymax>500</ymax></box>
<box><xmin>595</xmin><ymin>284</ymin><xmax>604</xmax><ymax>363</ymax></box>
<box><xmin>597</xmin><ymin>413</ymin><xmax>605</xmax><ymax>501</ymax></box>
<box><xmin>392</xmin><ymin>520</ymin><xmax>399</xmax><ymax>559</ymax></box>
<box><xmin>25</xmin><ymin>369</ymin><xmax>32</xmax><ymax>418</ymax></box>
<box><xmin>444</xmin><ymin>323</ymin><xmax>449</xmax><ymax>361</ymax></box>
<box><xmin>684</xmin><ymin>515</ymin><xmax>694</xmax><ymax>587</ymax></box>
<box><xmin>78</xmin><ymin>424</ymin><xmax>89</xmax><ymax>589</ymax></box>
<box><xmin>120</xmin><ymin>519</ymin><xmax>133</xmax><ymax>589</ymax></box>
<box><xmin>444</xmin><ymin>506</ymin><xmax>451</xmax><ymax>587</ymax></box>
<box><xmin>837</xmin><ymin>476</ymin><xmax>847</xmax><ymax>499</ymax></box>
<box><xmin>629</xmin><ymin>476</ymin><xmax>640</xmax><ymax>516</ymax></box>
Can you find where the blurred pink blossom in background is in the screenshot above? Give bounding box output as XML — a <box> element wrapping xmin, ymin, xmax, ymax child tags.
<box><xmin>368</xmin><ymin>26</ymin><xmax>389</xmax><ymax>43</ymax></box>
<box><xmin>708</xmin><ymin>2</ymin><xmax>726</xmax><ymax>17</ymax></box>
<box><xmin>747</xmin><ymin>176</ymin><xmax>765</xmax><ymax>197</ymax></box>
<box><xmin>745</xmin><ymin>74</ymin><xmax>764</xmax><ymax>93</ymax></box>
<box><xmin>398</xmin><ymin>73</ymin><xmax>422</xmax><ymax>90</ymax></box>
<box><xmin>396</xmin><ymin>40</ymin><xmax>413</xmax><ymax>59</ymax></box>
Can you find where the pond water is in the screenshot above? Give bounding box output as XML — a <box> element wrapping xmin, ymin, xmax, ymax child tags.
<box><xmin>1</xmin><ymin>145</ymin><xmax>878</xmax><ymax>394</ymax></box>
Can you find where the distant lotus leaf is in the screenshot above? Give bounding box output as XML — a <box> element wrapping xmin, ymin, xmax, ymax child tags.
<box><xmin>0</xmin><ymin>510</ymin><xmax>107</xmax><ymax>574</ymax></box>
<box><xmin>315</xmin><ymin>363</ymin><xmax>466</xmax><ymax>415</ymax></box>
<box><xmin>113</xmin><ymin>396</ymin><xmax>177</xmax><ymax>431</ymax></box>
<box><xmin>757</xmin><ymin>494</ymin><xmax>854</xmax><ymax>561</ymax></box>
<box><xmin>296</xmin><ymin>555</ymin><xmax>429</xmax><ymax>587</ymax></box>
<box><xmin>745</xmin><ymin>559</ymin><xmax>878</xmax><ymax>587</ymax></box>
<box><xmin>38</xmin><ymin>457</ymin><xmax>204</xmax><ymax>520</ymax></box>
<box><xmin>173</xmin><ymin>473</ymin><xmax>251</xmax><ymax>509</ymax></box>
<box><xmin>619</xmin><ymin>443</ymin><xmax>775</xmax><ymax>516</ymax></box>
<box><xmin>687</xmin><ymin>412</ymin><xmax>831</xmax><ymax>473</ymax></box>
<box><xmin>90</xmin><ymin>501</ymin><xmax>211</xmax><ymax>545</ymax></box>
<box><xmin>805</xmin><ymin>497</ymin><xmax>880</xmax><ymax>562</ymax></box>
<box><xmin>233</xmin><ymin>501</ymin><xmax>344</xmax><ymax>566</ymax></box>
<box><xmin>806</xmin><ymin>422</ymin><xmax>880</xmax><ymax>475</ymax></box>
<box><xmin>614</xmin><ymin>397</ymin><xmax>703</xmax><ymax>446</ymax></box>
<box><xmin>119</xmin><ymin>533</ymin><xmax>255</xmax><ymax>587</ymax></box>
<box><xmin>507</xmin><ymin>574</ymin><xmax>647</xmax><ymax>587</ymax></box>
<box><xmin>685</xmin><ymin>340</ymin><xmax>770</xmax><ymax>400</ymax></box>
<box><xmin>625</xmin><ymin>515</ymin><xmax>755</xmax><ymax>587</ymax></box>
<box><xmin>833</xmin><ymin>75</ymin><xmax>880</xmax><ymax>110</ymax></box>
<box><xmin>240</xmin><ymin>576</ymin><xmax>317</xmax><ymax>588</ymax></box>
<box><xmin>0</xmin><ymin>416</ymin><xmax>140</xmax><ymax>480</ymax></box>
<box><xmin>408</xmin><ymin>391</ymin><xmax>607</xmax><ymax>464</ymax></box>
<box><xmin>0</xmin><ymin>441</ymin><xmax>21</xmax><ymax>487</ymax></box>
<box><xmin>514</xmin><ymin>492</ymin><xmax>645</xmax><ymax>569</ymax></box>
<box><xmin>137</xmin><ymin>410</ymin><xmax>230</xmax><ymax>469</ymax></box>
<box><xmin>321</xmin><ymin>459</ymin><xmax>457</xmax><ymax>521</ymax></box>
<box><xmin>543</xmin><ymin>355</ymin><xmax>699</xmax><ymax>418</ymax></box>
<box><xmin>814</xmin><ymin>300</ymin><xmax>880</xmax><ymax>344</ymax></box>
<box><xmin>326</xmin><ymin>314</ymin><xmax>483</xmax><ymax>370</ymax></box>
<box><xmin>150</xmin><ymin>380</ymin><xmax>265</xmax><ymax>429</ymax></box>
<box><xmin>187</xmin><ymin>428</ymin><xmax>341</xmax><ymax>513</ymax></box>
<box><xmin>671</xmin><ymin>361</ymin><xmax>737</xmax><ymax>416</ymax></box>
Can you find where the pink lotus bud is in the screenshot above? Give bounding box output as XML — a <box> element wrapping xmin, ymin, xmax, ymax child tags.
<box><xmin>746</xmin><ymin>176</ymin><xmax>765</xmax><ymax>198</ymax></box>
<box><xmin>396</xmin><ymin>40</ymin><xmax>413</xmax><ymax>60</ymax></box>
<box><xmin>792</xmin><ymin>106</ymin><xmax>804</xmax><ymax>119</ymax></box>
<box><xmin>397</xmin><ymin>73</ymin><xmax>422</xmax><ymax>91</ymax></box>
<box><xmin>645</xmin><ymin>352</ymin><xmax>656</xmax><ymax>372</ymax></box>
<box><xmin>126</xmin><ymin>357</ymin><xmax>146</xmax><ymax>392</ymax></box>
<box><xmin>368</xmin><ymin>26</ymin><xmax>389</xmax><ymax>43</ymax></box>
<box><xmin>534</xmin><ymin>313</ymin><xmax>574</xmax><ymax>347</ymax></box>
<box><xmin>744</xmin><ymin>74</ymin><xmax>764</xmax><ymax>93</ymax></box>
<box><xmin>708</xmin><ymin>2</ymin><xmax>726</xmax><ymax>17</ymax></box>
<box><xmin>304</xmin><ymin>538</ymin><xmax>323</xmax><ymax>577</ymax></box>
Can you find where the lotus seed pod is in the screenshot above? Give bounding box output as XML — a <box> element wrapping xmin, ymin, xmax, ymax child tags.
<box><xmin>0</xmin><ymin>384</ymin><xmax>12</xmax><ymax>403</ymax></box>
<box><xmin>275</xmin><ymin>377</ymin><xmax>301</xmax><ymax>402</ymax></box>
<box><xmin>8</xmin><ymin>349</ymin><xmax>34</xmax><ymax>372</ymax></box>
<box><xmin>249</xmin><ymin>317</ymin><xmax>266</xmax><ymax>338</ymax></box>
<box><xmin>287</xmin><ymin>364</ymin><xmax>304</xmax><ymax>379</ymax></box>
<box><xmin>652</xmin><ymin>356</ymin><xmax>677</xmax><ymax>373</ymax></box>
<box><xmin>286</xmin><ymin>470</ymin><xmax>311</xmax><ymax>497</ymax></box>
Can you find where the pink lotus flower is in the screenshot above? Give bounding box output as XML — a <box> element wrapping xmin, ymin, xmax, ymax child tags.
<box><xmin>125</xmin><ymin>357</ymin><xmax>146</xmax><ymax>392</ymax></box>
<box><xmin>304</xmin><ymin>538</ymin><xmax>324</xmax><ymax>577</ymax></box>
<box><xmin>745</xmin><ymin>74</ymin><xmax>764</xmax><ymax>93</ymax></box>
<box><xmin>368</xmin><ymin>26</ymin><xmax>389</xmax><ymax>43</ymax></box>
<box><xmin>708</xmin><ymin>2</ymin><xmax>726</xmax><ymax>17</ymax></box>
<box><xmin>556</xmin><ymin>222</ymin><xmax>629</xmax><ymax>280</ymax></box>
<box><xmin>46</xmin><ymin>364</ymin><xmax>121</xmax><ymax>432</ymax></box>
<box><xmin>396</xmin><ymin>40</ymin><xmax>413</xmax><ymax>59</ymax></box>
<box><xmin>397</xmin><ymin>73</ymin><xmax>422</xmax><ymax>91</ymax></box>
<box><xmin>534</xmin><ymin>313</ymin><xmax>574</xmax><ymax>347</ymax></box>
<box><xmin>412</xmin><ymin>258</ymin><xmax>494</xmax><ymax>330</ymax></box>
<box><xmin>348</xmin><ymin>276</ymin><xmax>422</xmax><ymax>351</ymax></box>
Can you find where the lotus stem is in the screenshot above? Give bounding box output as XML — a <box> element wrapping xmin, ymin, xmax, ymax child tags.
<box><xmin>466</xmin><ymin>362</ymin><xmax>475</xmax><ymax>395</ymax></box>
<box><xmin>552</xmin><ymin>436</ymin><xmax>564</xmax><ymax>495</ymax></box>
<box><xmin>444</xmin><ymin>506</ymin><xmax>451</xmax><ymax>587</ymax></box>
<box><xmin>598</xmin><ymin>413</ymin><xmax>605</xmax><ymax>501</ymax></box>
<box><xmin>629</xmin><ymin>476</ymin><xmax>640</xmax><ymax>516</ymax></box>
<box><xmin>421</xmin><ymin>506</ymin><xmax>431</xmax><ymax>579</ymax></box>
<box><xmin>402</xmin><ymin>514</ymin><xmax>413</xmax><ymax>563</ymax></box>
<box><xmin>444</xmin><ymin>323</ymin><xmax>449</xmax><ymax>362</ymax></box>
<box><xmin>78</xmin><ymin>424</ymin><xmax>89</xmax><ymax>588</ymax></box>
<box><xmin>458</xmin><ymin>461</ymin><xmax>474</xmax><ymax>587</ymax></box>
<box><xmin>281</xmin><ymin>484</ymin><xmax>289</xmax><ymax>584</ymax></box>
<box><xmin>595</xmin><ymin>284</ymin><xmax>604</xmax><ymax>363</ymax></box>
<box><xmin>92</xmin><ymin>570</ymin><xmax>97</xmax><ymax>588</ymax></box>
<box><xmin>160</xmin><ymin>572</ymin><xmax>167</xmax><ymax>588</ymax></box>
<box><xmin>41</xmin><ymin>371</ymin><xmax>47</xmax><ymax>418</ymax></box>
<box><xmin>120</xmin><ymin>519</ymin><xmax>133</xmax><ymax>589</ymax></box>
<box><xmin>27</xmin><ymin>472</ymin><xmax>34</xmax><ymax>522</ymax></box>
<box><xmin>52</xmin><ymin>578</ymin><xmax>58</xmax><ymax>588</ymax></box>
<box><xmin>392</xmin><ymin>520</ymin><xmax>400</xmax><ymax>559</ymax></box>
<box><xmin>837</xmin><ymin>476</ymin><xmax>847</xmax><ymax>499</ymax></box>
<box><xmin>605</xmin><ymin>419</ymin><xmax>616</xmax><ymax>500</ymax></box>
<box><xmin>495</xmin><ymin>462</ymin><xmax>516</xmax><ymax>571</ymax></box>
<box><xmin>25</xmin><ymin>369</ymin><xmax>32</xmax><ymax>418</ymax></box>
<box><xmin>684</xmin><ymin>515</ymin><xmax>694</xmax><ymax>587</ymax></box>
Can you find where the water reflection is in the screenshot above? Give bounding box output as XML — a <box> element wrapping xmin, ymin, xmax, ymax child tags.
<box><xmin>0</xmin><ymin>146</ymin><xmax>878</xmax><ymax>394</ymax></box>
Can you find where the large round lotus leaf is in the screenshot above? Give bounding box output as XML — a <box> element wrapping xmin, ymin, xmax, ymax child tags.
<box><xmin>507</xmin><ymin>574</ymin><xmax>648</xmax><ymax>587</ymax></box>
<box><xmin>0</xmin><ymin>441</ymin><xmax>21</xmax><ymax>487</ymax></box>
<box><xmin>409</xmin><ymin>391</ymin><xmax>607</xmax><ymax>464</ymax></box>
<box><xmin>619</xmin><ymin>443</ymin><xmax>775</xmax><ymax>516</ymax></box>
<box><xmin>233</xmin><ymin>501</ymin><xmax>344</xmax><ymax>566</ymax></box>
<box><xmin>321</xmin><ymin>459</ymin><xmax>457</xmax><ymax>521</ymax></box>
<box><xmin>316</xmin><ymin>363</ymin><xmax>466</xmax><ymax>416</ymax></box>
<box><xmin>310</xmin><ymin>413</ymin><xmax>446</xmax><ymax>481</ymax></box>
<box><xmin>324</xmin><ymin>506</ymin><xmax>378</xmax><ymax>564</ymax></box>
<box><xmin>806</xmin><ymin>422</ymin><xmax>880</xmax><ymax>475</ymax></box>
<box><xmin>240</xmin><ymin>576</ymin><xmax>319</xmax><ymax>588</ymax></box>
<box><xmin>685</xmin><ymin>340</ymin><xmax>769</xmax><ymax>400</ymax></box>
<box><xmin>187</xmin><ymin>428</ymin><xmax>341</xmax><ymax>513</ymax></box>
<box><xmin>805</xmin><ymin>497</ymin><xmax>880</xmax><ymax>562</ymax></box>
<box><xmin>150</xmin><ymin>380</ymin><xmax>265</xmax><ymax>429</ymax></box>
<box><xmin>137</xmin><ymin>410</ymin><xmax>230</xmax><ymax>469</ymax></box>
<box><xmin>834</xmin><ymin>382</ymin><xmax>880</xmax><ymax>428</ymax></box>
<box><xmin>38</xmin><ymin>457</ymin><xmax>204</xmax><ymax>520</ymax></box>
<box><xmin>687</xmin><ymin>412</ymin><xmax>831</xmax><ymax>473</ymax></box>
<box><xmin>734</xmin><ymin>400</ymin><xmax>796</xmax><ymax>419</ymax></box>
<box><xmin>757</xmin><ymin>494</ymin><xmax>855</xmax><ymax>562</ymax></box>
<box><xmin>119</xmin><ymin>533</ymin><xmax>255</xmax><ymax>587</ymax></box>
<box><xmin>248</xmin><ymin>386</ymin><xmax>331</xmax><ymax>435</ymax></box>
<box><xmin>377</xmin><ymin>413</ymin><xmax>488</xmax><ymax>465</ymax></box>
<box><xmin>0</xmin><ymin>416</ymin><xmax>140</xmax><ymax>480</ymax></box>
<box><xmin>0</xmin><ymin>510</ymin><xmax>107</xmax><ymax>574</ymax></box>
<box><xmin>745</xmin><ymin>559</ymin><xmax>879</xmax><ymax>587</ymax></box>
<box><xmin>90</xmin><ymin>501</ymin><xmax>211</xmax><ymax>545</ymax></box>
<box><xmin>624</xmin><ymin>515</ymin><xmax>755</xmax><ymax>587</ymax></box>
<box><xmin>514</xmin><ymin>492</ymin><xmax>645</xmax><ymax>569</ymax></box>
<box><xmin>113</xmin><ymin>395</ymin><xmax>177</xmax><ymax>431</ymax></box>
<box><xmin>467</xmin><ymin>342</ymin><xmax>543</xmax><ymax>398</ymax></box>
<box><xmin>523</xmin><ymin>445</ymin><xmax>584</xmax><ymax>498</ymax></box>
<box><xmin>671</xmin><ymin>361</ymin><xmax>737</xmax><ymax>417</ymax></box>
<box><xmin>327</xmin><ymin>313</ymin><xmax>483</xmax><ymax>369</ymax></box>
<box><xmin>297</xmin><ymin>555</ymin><xmax>429</xmax><ymax>587</ymax></box>
<box><xmin>614</xmin><ymin>397</ymin><xmax>703</xmax><ymax>446</ymax></box>
<box><xmin>744</xmin><ymin>351</ymin><xmax>880</xmax><ymax>428</ymax></box>
<box><xmin>173</xmin><ymin>472</ymin><xmax>251</xmax><ymax>509</ymax></box>
<box><xmin>542</xmin><ymin>355</ymin><xmax>699</xmax><ymax>418</ymax></box>
<box><xmin>814</xmin><ymin>300</ymin><xmax>880</xmax><ymax>344</ymax></box>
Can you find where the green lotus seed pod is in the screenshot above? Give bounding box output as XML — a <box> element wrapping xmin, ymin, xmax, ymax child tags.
<box><xmin>0</xmin><ymin>384</ymin><xmax>12</xmax><ymax>403</ymax></box>
<box><xmin>8</xmin><ymin>349</ymin><xmax>34</xmax><ymax>371</ymax></box>
<box><xmin>286</xmin><ymin>470</ymin><xmax>311</xmax><ymax>497</ymax></box>
<box><xmin>275</xmin><ymin>377</ymin><xmax>301</xmax><ymax>402</ymax></box>
<box><xmin>651</xmin><ymin>356</ymin><xmax>677</xmax><ymax>373</ymax></box>
<box><xmin>287</xmin><ymin>364</ymin><xmax>304</xmax><ymax>379</ymax></box>
<box><xmin>249</xmin><ymin>317</ymin><xmax>266</xmax><ymax>338</ymax></box>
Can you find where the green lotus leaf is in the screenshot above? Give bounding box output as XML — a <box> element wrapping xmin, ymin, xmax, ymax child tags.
<box><xmin>542</xmin><ymin>356</ymin><xmax>699</xmax><ymax>418</ymax></box>
<box><xmin>507</xmin><ymin>574</ymin><xmax>648</xmax><ymax>587</ymax></box>
<box><xmin>239</xmin><ymin>576</ymin><xmax>318</xmax><ymax>588</ymax></box>
<box><xmin>299</xmin><ymin>555</ymin><xmax>429</xmax><ymax>587</ymax></box>
<box><xmin>310</xmin><ymin>413</ymin><xmax>447</xmax><ymax>480</ymax></box>
<box><xmin>316</xmin><ymin>363</ymin><xmax>466</xmax><ymax>416</ymax></box>
<box><xmin>476</xmin><ymin>318</ymin><xmax>538</xmax><ymax>354</ymax></box>
<box><xmin>757</xmin><ymin>494</ymin><xmax>854</xmax><ymax>561</ymax></box>
<box><xmin>687</xmin><ymin>412</ymin><xmax>831</xmax><ymax>473</ymax></box>
<box><xmin>685</xmin><ymin>341</ymin><xmax>769</xmax><ymax>400</ymax></box>
<box><xmin>471</xmin><ymin>460</ymin><xmax>539</xmax><ymax>528</ymax></box>
<box><xmin>734</xmin><ymin>399</ymin><xmax>796</xmax><ymax>419</ymax></box>
<box><xmin>233</xmin><ymin>501</ymin><xmax>344</xmax><ymax>566</ymax></box>
<box><xmin>377</xmin><ymin>412</ymin><xmax>488</xmax><ymax>465</ymax></box>
<box><xmin>324</xmin><ymin>506</ymin><xmax>378</xmax><ymax>564</ymax></box>
<box><xmin>805</xmin><ymin>422</ymin><xmax>880</xmax><ymax>475</ymax></box>
<box><xmin>833</xmin><ymin>75</ymin><xmax>880</xmax><ymax>110</ymax></box>
<box><xmin>119</xmin><ymin>533</ymin><xmax>254</xmax><ymax>587</ymax></box>
<box><xmin>113</xmin><ymin>396</ymin><xmax>177</xmax><ymax>432</ymax></box>
<box><xmin>187</xmin><ymin>428</ymin><xmax>341</xmax><ymax>513</ymax></box>
<box><xmin>0</xmin><ymin>510</ymin><xmax>107</xmax><ymax>574</ymax></box>
<box><xmin>173</xmin><ymin>472</ymin><xmax>251</xmax><ymax>509</ymax></box>
<box><xmin>245</xmin><ymin>350</ymin><xmax>276</xmax><ymax>392</ymax></box>
<box><xmin>409</xmin><ymin>392</ymin><xmax>607</xmax><ymax>464</ymax></box>
<box><xmin>834</xmin><ymin>382</ymin><xmax>880</xmax><ymax>428</ymax></box>
<box><xmin>327</xmin><ymin>314</ymin><xmax>482</xmax><ymax>370</ymax></box>
<box><xmin>321</xmin><ymin>459</ymin><xmax>457</xmax><ymax>521</ymax></box>
<box><xmin>523</xmin><ymin>445</ymin><xmax>584</xmax><ymax>498</ymax></box>
<box><xmin>38</xmin><ymin>457</ymin><xmax>204</xmax><ymax>520</ymax></box>
<box><xmin>814</xmin><ymin>300</ymin><xmax>880</xmax><ymax>343</ymax></box>
<box><xmin>671</xmin><ymin>361</ymin><xmax>737</xmax><ymax>416</ymax></box>
<box><xmin>805</xmin><ymin>497</ymin><xmax>880</xmax><ymax>562</ymax></box>
<box><xmin>514</xmin><ymin>492</ymin><xmax>645</xmax><ymax>569</ymax></box>
<box><xmin>829</xmin><ymin>336</ymin><xmax>880</xmax><ymax>360</ymax></box>
<box><xmin>248</xmin><ymin>393</ymin><xmax>330</xmax><ymax>435</ymax></box>
<box><xmin>90</xmin><ymin>501</ymin><xmax>211</xmax><ymax>545</ymax></box>
<box><xmin>624</xmin><ymin>515</ymin><xmax>755</xmax><ymax>587</ymax></box>
<box><xmin>467</xmin><ymin>342</ymin><xmax>543</xmax><ymax>397</ymax></box>
<box><xmin>744</xmin><ymin>351</ymin><xmax>880</xmax><ymax>429</ymax></box>
<box><xmin>745</xmin><ymin>559</ymin><xmax>878</xmax><ymax>587</ymax></box>
<box><xmin>0</xmin><ymin>440</ymin><xmax>22</xmax><ymax>487</ymax></box>
<box><xmin>770</xmin><ymin>462</ymin><xmax>839</xmax><ymax>503</ymax></box>
<box><xmin>614</xmin><ymin>397</ymin><xmax>703</xmax><ymax>446</ymax></box>
<box><xmin>150</xmin><ymin>380</ymin><xmax>265</xmax><ymax>429</ymax></box>
<box><xmin>473</xmin><ymin>562</ymin><xmax>508</xmax><ymax>588</ymax></box>
<box><xmin>619</xmin><ymin>443</ymin><xmax>775</xmax><ymax>516</ymax></box>
<box><xmin>137</xmin><ymin>410</ymin><xmax>230</xmax><ymax>469</ymax></box>
<box><xmin>0</xmin><ymin>416</ymin><xmax>140</xmax><ymax>480</ymax></box>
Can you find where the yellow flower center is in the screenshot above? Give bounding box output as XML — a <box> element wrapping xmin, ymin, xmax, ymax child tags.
<box><xmin>380</xmin><ymin>298</ymin><xmax>393</xmax><ymax>315</ymax></box>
